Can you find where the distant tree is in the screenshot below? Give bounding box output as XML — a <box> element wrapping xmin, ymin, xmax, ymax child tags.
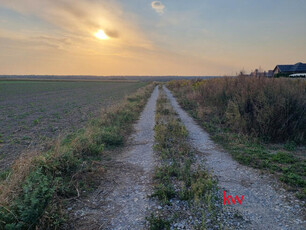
<box><xmin>238</xmin><ymin>69</ymin><xmax>247</xmax><ymax>76</ymax></box>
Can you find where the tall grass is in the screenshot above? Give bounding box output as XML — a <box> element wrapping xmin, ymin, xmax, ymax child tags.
<box><xmin>0</xmin><ymin>83</ymin><xmax>156</xmax><ymax>229</ymax></box>
<box><xmin>168</xmin><ymin>77</ymin><xmax>305</xmax><ymax>143</ymax></box>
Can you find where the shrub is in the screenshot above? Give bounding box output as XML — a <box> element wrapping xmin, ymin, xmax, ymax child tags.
<box><xmin>147</xmin><ymin>214</ymin><xmax>171</xmax><ymax>230</ymax></box>
<box><xmin>167</xmin><ymin>78</ymin><xmax>306</xmax><ymax>198</ymax></box>
<box><xmin>0</xmin><ymin>168</ymin><xmax>55</xmax><ymax>229</ymax></box>
<box><xmin>151</xmin><ymin>184</ymin><xmax>176</xmax><ymax>204</ymax></box>
<box><xmin>168</xmin><ymin>77</ymin><xmax>306</xmax><ymax>143</ymax></box>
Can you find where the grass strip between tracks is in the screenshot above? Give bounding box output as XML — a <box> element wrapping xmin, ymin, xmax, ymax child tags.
<box><xmin>148</xmin><ymin>86</ymin><xmax>225</xmax><ymax>230</ymax></box>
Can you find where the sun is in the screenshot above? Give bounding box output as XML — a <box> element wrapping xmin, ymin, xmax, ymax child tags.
<box><xmin>94</xmin><ymin>29</ymin><xmax>109</xmax><ymax>40</ymax></box>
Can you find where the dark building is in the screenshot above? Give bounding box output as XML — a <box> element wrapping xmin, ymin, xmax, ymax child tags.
<box><xmin>273</xmin><ymin>62</ymin><xmax>306</xmax><ymax>77</ymax></box>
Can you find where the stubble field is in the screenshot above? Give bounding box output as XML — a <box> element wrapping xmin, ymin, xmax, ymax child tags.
<box><xmin>0</xmin><ymin>80</ymin><xmax>146</xmax><ymax>170</ymax></box>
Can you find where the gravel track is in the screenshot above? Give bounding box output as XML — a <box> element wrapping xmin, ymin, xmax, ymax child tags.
<box><xmin>104</xmin><ymin>86</ymin><xmax>159</xmax><ymax>229</ymax></box>
<box><xmin>68</xmin><ymin>86</ymin><xmax>159</xmax><ymax>230</ymax></box>
<box><xmin>163</xmin><ymin>86</ymin><xmax>305</xmax><ymax>230</ymax></box>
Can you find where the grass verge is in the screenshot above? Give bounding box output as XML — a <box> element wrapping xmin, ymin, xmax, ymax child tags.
<box><xmin>167</xmin><ymin>78</ymin><xmax>306</xmax><ymax>200</ymax></box>
<box><xmin>0</xmin><ymin>83</ymin><xmax>156</xmax><ymax>229</ymax></box>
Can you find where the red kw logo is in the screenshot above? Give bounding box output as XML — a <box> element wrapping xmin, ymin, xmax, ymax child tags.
<box><xmin>223</xmin><ymin>191</ymin><xmax>244</xmax><ymax>205</ymax></box>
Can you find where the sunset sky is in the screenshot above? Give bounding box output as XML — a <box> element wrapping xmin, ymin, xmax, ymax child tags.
<box><xmin>0</xmin><ymin>0</ymin><xmax>305</xmax><ymax>76</ymax></box>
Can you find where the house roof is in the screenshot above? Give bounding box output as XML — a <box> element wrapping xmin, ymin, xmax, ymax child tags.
<box><xmin>291</xmin><ymin>62</ymin><xmax>306</xmax><ymax>72</ymax></box>
<box><xmin>275</xmin><ymin>62</ymin><xmax>306</xmax><ymax>73</ymax></box>
<box><xmin>277</xmin><ymin>65</ymin><xmax>293</xmax><ymax>72</ymax></box>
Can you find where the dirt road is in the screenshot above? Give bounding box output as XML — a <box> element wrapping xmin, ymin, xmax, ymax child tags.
<box><xmin>69</xmin><ymin>86</ymin><xmax>304</xmax><ymax>230</ymax></box>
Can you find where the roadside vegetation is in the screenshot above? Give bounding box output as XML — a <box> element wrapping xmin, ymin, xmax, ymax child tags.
<box><xmin>0</xmin><ymin>83</ymin><xmax>155</xmax><ymax>229</ymax></box>
<box><xmin>167</xmin><ymin>77</ymin><xmax>306</xmax><ymax>200</ymax></box>
<box><xmin>148</xmin><ymin>87</ymin><xmax>240</xmax><ymax>229</ymax></box>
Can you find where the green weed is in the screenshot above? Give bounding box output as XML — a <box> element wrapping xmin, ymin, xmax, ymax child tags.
<box><xmin>284</xmin><ymin>141</ymin><xmax>297</xmax><ymax>151</ymax></box>
<box><xmin>33</xmin><ymin>119</ymin><xmax>39</xmax><ymax>125</ymax></box>
<box><xmin>0</xmin><ymin>169</ymin><xmax>10</xmax><ymax>181</ymax></box>
<box><xmin>151</xmin><ymin>184</ymin><xmax>176</xmax><ymax>204</ymax></box>
<box><xmin>147</xmin><ymin>214</ymin><xmax>171</xmax><ymax>230</ymax></box>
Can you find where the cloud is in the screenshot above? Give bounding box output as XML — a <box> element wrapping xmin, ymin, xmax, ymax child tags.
<box><xmin>0</xmin><ymin>0</ymin><xmax>155</xmax><ymax>49</ymax></box>
<box><xmin>151</xmin><ymin>1</ymin><xmax>165</xmax><ymax>14</ymax></box>
<box><xmin>105</xmin><ymin>29</ymin><xmax>119</xmax><ymax>38</ymax></box>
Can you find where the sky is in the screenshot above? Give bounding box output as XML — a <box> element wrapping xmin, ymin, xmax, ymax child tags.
<box><xmin>0</xmin><ymin>0</ymin><xmax>305</xmax><ymax>76</ymax></box>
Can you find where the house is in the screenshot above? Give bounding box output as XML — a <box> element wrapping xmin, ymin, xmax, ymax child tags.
<box><xmin>250</xmin><ymin>69</ymin><xmax>273</xmax><ymax>78</ymax></box>
<box><xmin>273</xmin><ymin>62</ymin><xmax>306</xmax><ymax>77</ymax></box>
<box><xmin>266</xmin><ymin>70</ymin><xmax>274</xmax><ymax>78</ymax></box>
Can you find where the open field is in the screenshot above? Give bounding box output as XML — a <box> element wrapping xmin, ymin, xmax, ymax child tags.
<box><xmin>0</xmin><ymin>75</ymin><xmax>217</xmax><ymax>82</ymax></box>
<box><xmin>0</xmin><ymin>80</ymin><xmax>147</xmax><ymax>170</ymax></box>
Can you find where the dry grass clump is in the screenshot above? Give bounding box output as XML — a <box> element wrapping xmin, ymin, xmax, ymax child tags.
<box><xmin>0</xmin><ymin>150</ymin><xmax>39</xmax><ymax>205</ymax></box>
<box><xmin>168</xmin><ymin>77</ymin><xmax>305</xmax><ymax>143</ymax></box>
